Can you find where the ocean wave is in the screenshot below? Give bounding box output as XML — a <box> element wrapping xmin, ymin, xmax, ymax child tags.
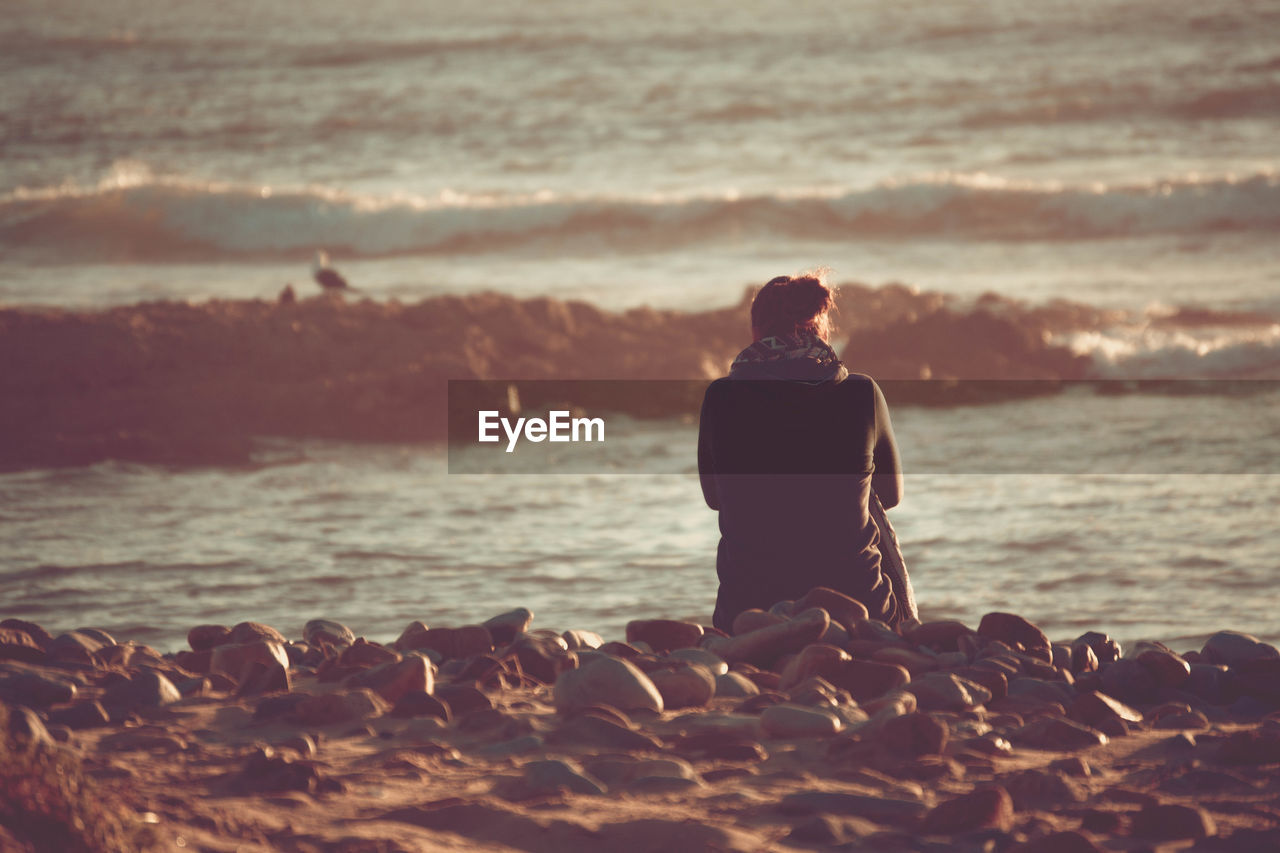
<box><xmin>3</xmin><ymin>167</ymin><xmax>1278</xmax><ymax>262</ymax></box>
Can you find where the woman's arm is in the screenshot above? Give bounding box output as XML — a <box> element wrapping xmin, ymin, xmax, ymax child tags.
<box><xmin>871</xmin><ymin>380</ymin><xmax>904</xmax><ymax>509</ymax></box>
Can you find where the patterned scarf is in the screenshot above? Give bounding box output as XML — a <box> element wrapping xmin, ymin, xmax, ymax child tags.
<box><xmin>728</xmin><ymin>332</ymin><xmax>848</xmax><ymax>383</ymax></box>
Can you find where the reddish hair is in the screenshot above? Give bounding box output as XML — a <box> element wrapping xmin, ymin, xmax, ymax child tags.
<box><xmin>750</xmin><ymin>271</ymin><xmax>836</xmax><ymax>341</ymax></box>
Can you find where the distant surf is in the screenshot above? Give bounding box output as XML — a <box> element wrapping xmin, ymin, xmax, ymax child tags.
<box><xmin>4</xmin><ymin>168</ymin><xmax>1277</xmax><ymax>262</ymax></box>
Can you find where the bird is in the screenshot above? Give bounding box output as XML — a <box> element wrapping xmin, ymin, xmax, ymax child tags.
<box><xmin>311</xmin><ymin>250</ymin><xmax>351</xmax><ymax>292</ymax></box>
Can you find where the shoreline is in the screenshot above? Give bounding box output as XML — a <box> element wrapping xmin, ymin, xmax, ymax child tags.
<box><xmin>3</xmin><ymin>601</ymin><xmax>1279</xmax><ymax>851</ymax></box>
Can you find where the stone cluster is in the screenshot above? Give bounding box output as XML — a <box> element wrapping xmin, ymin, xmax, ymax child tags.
<box><xmin>2</xmin><ymin>593</ymin><xmax>1279</xmax><ymax>851</ymax></box>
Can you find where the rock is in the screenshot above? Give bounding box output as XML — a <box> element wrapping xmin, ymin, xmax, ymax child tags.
<box><xmin>1231</xmin><ymin>657</ymin><xmax>1280</xmax><ymax>703</ymax></box>
<box><xmin>922</xmin><ymin>786</ymin><xmax>1014</xmax><ymax>833</ymax></box>
<box><xmin>0</xmin><ymin>628</ymin><xmax>46</xmax><ymax>663</ymax></box>
<box><xmin>293</xmin><ymin>688</ymin><xmax>389</xmax><ymax>726</ymax></box>
<box><xmin>1217</xmin><ymin>728</ymin><xmax>1280</xmax><ymax>765</ymax></box>
<box><xmin>1069</xmin><ymin>692</ymin><xmax>1143</xmax><ymax>729</ymax></box>
<box><xmin>667</xmin><ymin>648</ymin><xmax>728</xmax><ymax>675</ymax></box>
<box><xmin>731</xmin><ymin>609</ymin><xmax>784</xmax><ymax>635</ymax></box>
<box><xmin>1099</xmin><ymin>658</ymin><xmax>1157</xmax><ymax>705</ymax></box>
<box><xmin>1013</xmin><ymin>717</ymin><xmax>1108</xmax><ymax>750</ymax></box>
<box><xmin>1135</xmin><ymin>643</ymin><xmax>1191</xmax><ymax>687</ymax></box>
<box><xmin>228</xmin><ymin>621</ymin><xmax>288</xmax><ymax>646</ymax></box>
<box><xmin>1008</xmin><ymin>677</ymin><xmax>1074</xmax><ymax>706</ymax></box>
<box><xmin>978</xmin><ymin>613</ymin><xmax>1052</xmax><ymax>663</ymax></box>
<box><xmin>1129</xmin><ymin>803</ymin><xmax>1216</xmax><ymax>840</ymax></box>
<box><xmin>906</xmin><ymin>672</ymin><xmax>992</xmax><ymax>711</ymax></box>
<box><xmin>0</xmin><ymin>672</ymin><xmax>77</xmax><ymax>708</ymax></box>
<box><xmin>1073</xmin><ymin>631</ymin><xmax>1121</xmax><ymax>665</ymax></box>
<box><xmin>648</xmin><ymin>664</ymin><xmax>716</xmax><ymax>709</ymax></box>
<box><xmin>625</xmin><ymin>619</ymin><xmax>703</xmax><ymax>652</ymax></box>
<box><xmin>554</xmin><ymin>656</ymin><xmax>663</xmax><ymax>715</ymax></box>
<box><xmin>825</xmin><ymin>659</ymin><xmax>912</xmax><ymax>703</ymax></box>
<box><xmin>871</xmin><ymin>646</ymin><xmax>940</xmax><ymax>675</ymax></box>
<box><xmin>102</xmin><ymin>670</ymin><xmax>181</xmax><ymax>710</ymax></box>
<box><xmin>522</xmin><ymin>759</ymin><xmax>606</xmax><ymax>796</ymax></box>
<box><xmin>956</xmin><ymin>666</ymin><xmax>1009</xmax><ymax>701</ymax></box>
<box><xmin>714</xmin><ymin>671</ymin><xmax>760</xmax><ymax>698</ymax></box>
<box><xmin>339</xmin><ymin>638</ymin><xmax>400</xmax><ymax>668</ymax></box>
<box><xmin>794</xmin><ymin>587</ymin><xmax>869</xmax><ymax>631</ymax></box>
<box><xmin>1071</xmin><ymin>643</ymin><xmax>1100</xmax><ymax>674</ymax></box>
<box><xmin>210</xmin><ymin>640</ymin><xmax>289</xmax><ymax>679</ymax></box>
<box><xmin>435</xmin><ymin>683</ymin><xmax>493</xmax><ymax>717</ymax></box>
<box><xmin>0</xmin><ymin>619</ymin><xmax>53</xmax><ymax>648</ymax></box>
<box><xmin>778</xmin><ymin>791</ymin><xmax>929</xmax><ymax>826</ymax></box>
<box><xmin>702</xmin><ymin>608</ymin><xmax>830</xmax><ymax>667</ymax></box>
<box><xmin>881</xmin><ymin>711</ymin><xmax>948</xmax><ymax>756</ymax></box>
<box><xmin>236</xmin><ymin>661</ymin><xmax>291</xmax><ymax>697</ymax></box>
<box><xmin>1010</xmin><ymin>829</ymin><xmax>1106</xmax><ymax>853</ymax></box>
<box><xmin>1152</xmin><ymin>708</ymin><xmax>1209</xmax><ymax>730</ymax></box>
<box><xmin>548</xmin><ymin>714</ymin><xmax>663</xmax><ymax>752</ymax></box>
<box><xmin>6</xmin><ymin>705</ymin><xmax>53</xmax><ymax>750</ymax></box>
<box><xmin>1201</xmin><ymin>630</ymin><xmax>1279</xmax><ymax>666</ymax></box>
<box><xmin>47</xmin><ymin>631</ymin><xmax>105</xmax><ymax>664</ymax></box>
<box><xmin>513</xmin><ymin>636</ymin><xmax>576</xmax><ymax>684</ymax></box>
<box><xmin>188</xmin><ymin>624</ymin><xmax>232</xmax><ymax>651</ymax></box>
<box><xmin>675</xmin><ymin>729</ymin><xmax>768</xmax><ymax>762</ymax></box>
<box><xmin>905</xmin><ymin>620</ymin><xmax>976</xmax><ymax>653</ymax></box>
<box><xmin>778</xmin><ymin>644</ymin><xmax>850</xmax><ymax>692</ymax></box>
<box><xmin>561</xmin><ymin>629</ymin><xmax>603</xmax><ymax>651</ymax></box>
<box><xmin>391</xmin><ymin>690</ymin><xmax>451</xmax><ymax>721</ymax></box>
<box><xmin>760</xmin><ymin>703</ymin><xmax>843</xmax><ymax>738</ymax></box>
<box><xmin>482</xmin><ymin>607</ymin><xmax>534</xmax><ymax>644</ymax></box>
<box><xmin>347</xmin><ymin>655</ymin><xmax>433</xmax><ymax>704</ymax></box>
<box><xmin>303</xmin><ymin>619</ymin><xmax>355</xmax><ymax>647</ymax></box>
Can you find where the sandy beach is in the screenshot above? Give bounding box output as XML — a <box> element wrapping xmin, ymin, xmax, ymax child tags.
<box><xmin>3</xmin><ymin>597</ymin><xmax>1279</xmax><ymax>852</ymax></box>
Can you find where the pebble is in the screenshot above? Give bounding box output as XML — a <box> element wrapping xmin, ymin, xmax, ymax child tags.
<box><xmin>648</xmin><ymin>664</ymin><xmax>716</xmax><ymax>709</ymax></box>
<box><xmin>793</xmin><ymin>587</ymin><xmax>869</xmax><ymax>631</ymax></box>
<box><xmin>210</xmin><ymin>640</ymin><xmax>289</xmax><ymax>679</ymax></box>
<box><xmin>777</xmin><ymin>791</ymin><xmax>929</xmax><ymax>826</ymax></box>
<box><xmin>880</xmin><ymin>711</ymin><xmax>949</xmax><ymax>757</ymax></box>
<box><xmin>906</xmin><ymin>672</ymin><xmax>992</xmax><ymax>711</ymax></box>
<box><xmin>827</xmin><ymin>659</ymin><xmax>912</xmax><ymax>703</ymax></box>
<box><xmin>522</xmin><ymin>758</ymin><xmax>607</xmax><ymax>796</ymax></box>
<box><xmin>236</xmin><ymin>661</ymin><xmax>291</xmax><ymax>697</ymax></box>
<box><xmin>554</xmin><ymin>655</ymin><xmax>663</xmax><ymax>715</ymax></box>
<box><xmin>303</xmin><ymin>619</ymin><xmax>355</xmax><ymax>648</ymax></box>
<box><xmin>47</xmin><ymin>699</ymin><xmax>111</xmax><ymax>730</ymax></box>
<box><xmin>6</xmin><ymin>705</ymin><xmax>53</xmax><ymax>750</ymax></box>
<box><xmin>293</xmin><ymin>688</ymin><xmax>389</xmax><ymax>726</ymax></box>
<box><xmin>0</xmin><ymin>627</ymin><xmax>46</xmax><ymax>663</ymax></box>
<box><xmin>1013</xmin><ymin>717</ymin><xmax>1108</xmax><ymax>750</ymax></box>
<box><xmin>731</xmin><ymin>609</ymin><xmax>785</xmax><ymax>635</ymax></box>
<box><xmin>625</xmin><ymin>619</ymin><xmax>703</xmax><ymax>652</ymax></box>
<box><xmin>102</xmin><ymin>670</ymin><xmax>182</xmax><ymax>710</ymax></box>
<box><xmin>187</xmin><ymin>624</ymin><xmax>231</xmax><ymax>651</ymax></box>
<box><xmin>1202</xmin><ymin>630</ymin><xmax>1280</xmax><ymax>666</ymax></box>
<box><xmin>1099</xmin><ymin>658</ymin><xmax>1158</xmax><ymax>705</ymax></box>
<box><xmin>666</xmin><ymin>647</ymin><xmax>728</xmax><ymax>675</ymax></box>
<box><xmin>482</xmin><ymin>607</ymin><xmax>535</xmax><ymax>644</ymax></box>
<box><xmin>759</xmin><ymin>703</ymin><xmax>843</xmax><ymax>738</ymax></box>
<box><xmin>922</xmin><ymin>786</ymin><xmax>1014</xmax><ymax>833</ymax></box>
<box><xmin>978</xmin><ymin>612</ymin><xmax>1053</xmax><ymax>663</ymax></box>
<box><xmin>347</xmin><ymin>654</ymin><xmax>433</xmax><ymax>704</ymax></box>
<box><xmin>778</xmin><ymin>643</ymin><xmax>849</xmax><ymax>692</ymax></box>
<box><xmin>715</xmin><ymin>671</ymin><xmax>760</xmax><ymax>698</ymax></box>
<box><xmin>390</xmin><ymin>690</ymin><xmax>451</xmax><ymax>722</ymax></box>
<box><xmin>561</xmin><ymin>629</ymin><xmax>603</xmax><ymax>651</ymax></box>
<box><xmin>703</xmin><ymin>608</ymin><xmax>830</xmax><ymax>666</ymax></box>
<box><xmin>227</xmin><ymin>621</ymin><xmax>287</xmax><ymax>646</ymax></box>
<box><xmin>548</xmin><ymin>714</ymin><xmax>663</xmax><ymax>752</ymax></box>
<box><xmin>1135</xmin><ymin>643</ymin><xmax>1192</xmax><ymax>687</ymax></box>
<box><xmin>0</xmin><ymin>671</ymin><xmax>77</xmax><ymax>708</ymax></box>
<box><xmin>1129</xmin><ymin>803</ymin><xmax>1216</xmax><ymax>840</ymax></box>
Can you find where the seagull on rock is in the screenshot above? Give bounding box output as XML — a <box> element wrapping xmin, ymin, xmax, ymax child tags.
<box><xmin>311</xmin><ymin>250</ymin><xmax>351</xmax><ymax>292</ymax></box>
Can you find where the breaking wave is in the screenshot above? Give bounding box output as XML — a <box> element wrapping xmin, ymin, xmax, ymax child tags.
<box><xmin>3</xmin><ymin>167</ymin><xmax>1278</xmax><ymax>262</ymax></box>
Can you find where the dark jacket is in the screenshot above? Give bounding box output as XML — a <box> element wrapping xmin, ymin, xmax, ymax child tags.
<box><xmin>698</xmin><ymin>371</ymin><xmax>903</xmax><ymax>631</ymax></box>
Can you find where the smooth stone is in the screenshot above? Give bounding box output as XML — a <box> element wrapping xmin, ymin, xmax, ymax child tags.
<box><xmin>74</xmin><ymin>627</ymin><xmax>116</xmax><ymax>647</ymax></box>
<box><xmin>513</xmin><ymin>636</ymin><xmax>576</xmax><ymax>684</ymax></box>
<box><xmin>1099</xmin><ymin>658</ymin><xmax>1158</xmax><ymax>705</ymax></box>
<box><xmin>227</xmin><ymin>621</ymin><xmax>287</xmax><ymax>646</ymax></box>
<box><xmin>554</xmin><ymin>655</ymin><xmax>663</xmax><ymax>715</ymax></box>
<box><xmin>303</xmin><ymin>619</ymin><xmax>355</xmax><ymax>647</ymax></box>
<box><xmin>1010</xmin><ymin>830</ymin><xmax>1106</xmax><ymax>853</ymax></box>
<box><xmin>210</xmin><ymin>640</ymin><xmax>289</xmax><ymax>679</ymax></box>
<box><xmin>849</xmin><ymin>618</ymin><xmax>911</xmax><ymax>646</ymax></box>
<box><xmin>47</xmin><ymin>631</ymin><xmax>106</xmax><ymax>664</ymax></box>
<box><xmin>1202</xmin><ymin>630</ymin><xmax>1280</xmax><ymax>666</ymax></box>
<box><xmin>1135</xmin><ymin>644</ymin><xmax>1192</xmax><ymax>687</ymax></box>
<box><xmin>6</xmin><ymin>705</ymin><xmax>53</xmax><ymax>750</ymax></box>
<box><xmin>482</xmin><ymin>607</ymin><xmax>534</xmax><ymax>644</ymax></box>
<box><xmin>339</xmin><ymin>638</ymin><xmax>401</xmax><ymax>668</ymax></box>
<box><xmin>828</xmin><ymin>659</ymin><xmax>914</xmax><ymax>705</ymax></box>
<box><xmin>1008</xmin><ymin>677</ymin><xmax>1074</xmax><ymax>706</ymax></box>
<box><xmin>714</xmin><ymin>671</ymin><xmax>760</xmax><ymax>698</ymax></box>
<box><xmin>102</xmin><ymin>670</ymin><xmax>181</xmax><ymax>709</ymax></box>
<box><xmin>586</xmin><ymin>756</ymin><xmax>702</xmax><ymax>789</ymax></box>
<box><xmin>477</xmin><ymin>734</ymin><xmax>544</xmax><ymax>758</ymax></box>
<box><xmin>731</xmin><ymin>609</ymin><xmax>785</xmax><ymax>635</ymax></box>
<box><xmin>667</xmin><ymin>647</ymin><xmax>728</xmax><ymax>675</ymax></box>
<box><xmin>434</xmin><ymin>683</ymin><xmax>493</xmax><ymax>716</ymax></box>
<box><xmin>703</xmin><ymin>608</ymin><xmax>830</xmax><ymax>667</ymax></box>
<box><xmin>1153</xmin><ymin>709</ymin><xmax>1210</xmax><ymax>730</ymax></box>
<box><xmin>1074</xmin><ymin>631</ymin><xmax>1122</xmax><ymax>664</ymax></box>
<box><xmin>1071</xmin><ymin>643</ymin><xmax>1100</xmax><ymax>674</ymax></box>
<box><xmin>778</xmin><ymin>644</ymin><xmax>850</xmax><ymax>692</ymax></box>
<box><xmin>187</xmin><ymin>624</ymin><xmax>231</xmax><ymax>652</ymax></box>
<box><xmin>548</xmin><ymin>714</ymin><xmax>663</xmax><ymax>752</ymax></box>
<box><xmin>1230</xmin><ymin>657</ymin><xmax>1280</xmax><ymax>702</ymax></box>
<box><xmin>236</xmin><ymin>661</ymin><xmax>291</xmax><ymax>697</ymax></box>
<box><xmin>1013</xmin><ymin>717</ymin><xmax>1108</xmax><ymax>750</ymax></box>
<box><xmin>0</xmin><ymin>672</ymin><xmax>77</xmax><ymax>708</ymax></box>
<box><xmin>759</xmin><ymin>703</ymin><xmax>843</xmax><ymax>738</ymax></box>
<box><xmin>1129</xmin><ymin>803</ymin><xmax>1216</xmax><ymax>840</ymax></box>
<box><xmin>522</xmin><ymin>759</ymin><xmax>606</xmax><ymax>796</ymax></box>
<box><xmin>390</xmin><ymin>690</ymin><xmax>451</xmax><ymax>721</ymax></box>
<box><xmin>778</xmin><ymin>791</ymin><xmax>928</xmax><ymax>826</ymax></box>
<box><xmin>956</xmin><ymin>666</ymin><xmax>1009</xmax><ymax>701</ymax></box>
<box><xmin>626</xmin><ymin>619</ymin><xmax>703</xmax><ymax>652</ymax></box>
<box><xmin>881</xmin><ymin>711</ymin><xmax>949</xmax><ymax>756</ymax></box>
<box><xmin>1002</xmin><ymin>768</ymin><xmax>1088</xmax><ymax>810</ymax></box>
<box><xmin>293</xmin><ymin>688</ymin><xmax>389</xmax><ymax>726</ymax></box>
<box><xmin>978</xmin><ymin>613</ymin><xmax>1052</xmax><ymax>663</ymax></box>
<box><xmin>922</xmin><ymin>786</ymin><xmax>1014</xmax><ymax>833</ymax></box>
<box><xmin>1069</xmin><ymin>691</ymin><xmax>1143</xmax><ymax>728</ymax></box>
<box><xmin>0</xmin><ymin>628</ymin><xmax>46</xmax><ymax>663</ymax></box>
<box><xmin>794</xmin><ymin>587</ymin><xmax>869</xmax><ymax>631</ymax></box>
<box><xmin>561</xmin><ymin>629</ymin><xmax>604</xmax><ymax>651</ymax></box>
<box><xmin>905</xmin><ymin>620</ymin><xmax>976</xmax><ymax>653</ymax></box>
<box><xmin>872</xmin><ymin>646</ymin><xmax>941</xmax><ymax>675</ymax></box>
<box><xmin>648</xmin><ymin>664</ymin><xmax>716</xmax><ymax>709</ymax></box>
<box><xmin>346</xmin><ymin>655</ymin><xmax>433</xmax><ymax>704</ymax></box>
<box><xmin>906</xmin><ymin>672</ymin><xmax>992</xmax><ymax>711</ymax></box>
<box><xmin>0</xmin><ymin>619</ymin><xmax>53</xmax><ymax>648</ymax></box>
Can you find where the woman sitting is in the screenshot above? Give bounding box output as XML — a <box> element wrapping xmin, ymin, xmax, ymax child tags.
<box><xmin>698</xmin><ymin>271</ymin><xmax>916</xmax><ymax>632</ymax></box>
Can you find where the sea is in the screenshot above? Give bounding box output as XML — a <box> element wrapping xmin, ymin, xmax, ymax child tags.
<box><xmin>2</xmin><ymin>0</ymin><xmax>1279</xmax><ymax>653</ymax></box>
